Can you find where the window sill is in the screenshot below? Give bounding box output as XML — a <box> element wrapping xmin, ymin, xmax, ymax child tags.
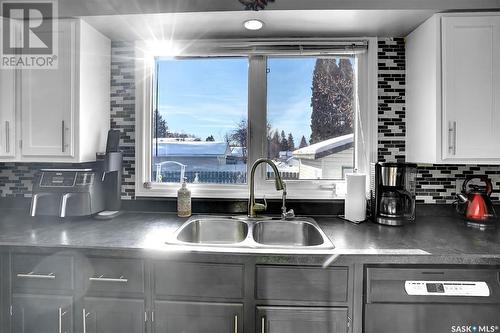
<box><xmin>135</xmin><ymin>181</ymin><xmax>350</xmax><ymax>200</ymax></box>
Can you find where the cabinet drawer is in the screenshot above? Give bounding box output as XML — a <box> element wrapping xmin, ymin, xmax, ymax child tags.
<box><xmin>12</xmin><ymin>253</ymin><xmax>74</xmax><ymax>291</ymax></box>
<box><xmin>256</xmin><ymin>265</ymin><xmax>349</xmax><ymax>302</ymax></box>
<box><xmin>155</xmin><ymin>262</ymin><xmax>244</xmax><ymax>299</ymax></box>
<box><xmin>257</xmin><ymin>306</ymin><xmax>349</xmax><ymax>333</ymax></box>
<box><xmin>154</xmin><ymin>301</ymin><xmax>243</xmax><ymax>333</ymax></box>
<box><xmin>83</xmin><ymin>257</ymin><xmax>144</xmax><ymax>295</ymax></box>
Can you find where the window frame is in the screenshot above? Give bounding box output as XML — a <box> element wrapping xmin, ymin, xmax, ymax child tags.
<box><xmin>135</xmin><ymin>38</ymin><xmax>378</xmax><ymax>199</ymax></box>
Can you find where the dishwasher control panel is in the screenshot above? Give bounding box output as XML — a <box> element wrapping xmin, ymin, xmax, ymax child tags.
<box><xmin>405</xmin><ymin>281</ymin><xmax>490</xmax><ymax>296</ymax></box>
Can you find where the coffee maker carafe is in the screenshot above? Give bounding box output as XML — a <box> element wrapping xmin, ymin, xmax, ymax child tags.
<box><xmin>370</xmin><ymin>162</ymin><xmax>417</xmax><ymax>226</ymax></box>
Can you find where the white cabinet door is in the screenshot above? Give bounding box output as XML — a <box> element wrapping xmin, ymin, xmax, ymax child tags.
<box><xmin>0</xmin><ymin>65</ymin><xmax>16</xmax><ymax>158</ymax></box>
<box><xmin>442</xmin><ymin>16</ymin><xmax>500</xmax><ymax>160</ymax></box>
<box><xmin>20</xmin><ymin>20</ymin><xmax>75</xmax><ymax>157</ymax></box>
<box><xmin>0</xmin><ymin>17</ymin><xmax>16</xmax><ymax>158</ymax></box>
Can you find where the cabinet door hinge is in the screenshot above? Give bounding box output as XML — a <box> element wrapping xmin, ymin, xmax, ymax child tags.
<box><xmin>347</xmin><ymin>315</ymin><xmax>351</xmax><ymax>328</ymax></box>
<box><xmin>19</xmin><ymin>140</ymin><xmax>22</xmax><ymax>149</ymax></box>
<box><xmin>144</xmin><ymin>311</ymin><xmax>147</xmax><ymax>322</ymax></box>
<box><xmin>9</xmin><ymin>305</ymin><xmax>12</xmax><ymax>316</ymax></box>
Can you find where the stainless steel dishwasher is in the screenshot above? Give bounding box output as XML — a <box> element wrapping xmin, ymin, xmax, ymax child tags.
<box><xmin>364</xmin><ymin>266</ymin><xmax>500</xmax><ymax>333</ymax></box>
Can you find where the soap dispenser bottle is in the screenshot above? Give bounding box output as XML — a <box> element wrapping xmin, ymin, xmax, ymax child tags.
<box><xmin>177</xmin><ymin>177</ymin><xmax>191</xmax><ymax>217</ymax></box>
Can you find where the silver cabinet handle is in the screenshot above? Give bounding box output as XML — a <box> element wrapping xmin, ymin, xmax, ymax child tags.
<box><xmin>61</xmin><ymin>120</ymin><xmax>66</xmax><ymax>153</ymax></box>
<box><xmin>89</xmin><ymin>275</ymin><xmax>128</xmax><ymax>283</ymax></box>
<box><xmin>58</xmin><ymin>307</ymin><xmax>63</xmax><ymax>333</ymax></box>
<box><xmin>83</xmin><ymin>308</ymin><xmax>90</xmax><ymax>333</ymax></box>
<box><xmin>5</xmin><ymin>121</ymin><xmax>9</xmax><ymax>154</ymax></box>
<box><xmin>17</xmin><ymin>272</ymin><xmax>55</xmax><ymax>279</ymax></box>
<box><xmin>448</xmin><ymin>121</ymin><xmax>457</xmax><ymax>155</ymax></box>
<box><xmin>234</xmin><ymin>315</ymin><xmax>238</xmax><ymax>333</ymax></box>
<box><xmin>261</xmin><ymin>316</ymin><xmax>266</xmax><ymax>333</ymax></box>
<box><xmin>61</xmin><ymin>121</ymin><xmax>64</xmax><ymax>152</ymax></box>
<box><xmin>453</xmin><ymin>121</ymin><xmax>457</xmax><ymax>155</ymax></box>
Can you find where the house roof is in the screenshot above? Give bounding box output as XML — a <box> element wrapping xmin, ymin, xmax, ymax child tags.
<box><xmin>152</xmin><ymin>140</ymin><xmax>230</xmax><ymax>157</ymax></box>
<box><xmin>230</xmin><ymin>147</ymin><xmax>245</xmax><ymax>157</ymax></box>
<box><xmin>292</xmin><ymin>133</ymin><xmax>354</xmax><ymax>160</ymax></box>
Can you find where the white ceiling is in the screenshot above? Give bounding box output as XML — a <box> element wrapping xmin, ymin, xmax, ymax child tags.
<box><xmin>62</xmin><ymin>0</ymin><xmax>500</xmax><ymax>17</ymax></box>
<box><xmin>83</xmin><ymin>10</ymin><xmax>437</xmax><ymax>41</ymax></box>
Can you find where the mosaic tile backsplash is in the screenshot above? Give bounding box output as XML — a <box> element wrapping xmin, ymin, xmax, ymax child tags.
<box><xmin>0</xmin><ymin>38</ymin><xmax>499</xmax><ymax>204</ymax></box>
<box><xmin>110</xmin><ymin>41</ymin><xmax>136</xmax><ymax>199</ymax></box>
<box><xmin>377</xmin><ymin>38</ymin><xmax>406</xmax><ymax>163</ymax></box>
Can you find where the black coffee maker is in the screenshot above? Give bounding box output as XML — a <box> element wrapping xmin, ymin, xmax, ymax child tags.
<box><xmin>370</xmin><ymin>162</ymin><xmax>417</xmax><ymax>226</ymax></box>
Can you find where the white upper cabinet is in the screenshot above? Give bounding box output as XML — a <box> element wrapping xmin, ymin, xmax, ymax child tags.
<box><xmin>0</xmin><ymin>18</ymin><xmax>16</xmax><ymax>158</ymax></box>
<box><xmin>442</xmin><ymin>16</ymin><xmax>500</xmax><ymax>160</ymax></box>
<box><xmin>0</xmin><ymin>18</ymin><xmax>110</xmax><ymax>163</ymax></box>
<box><xmin>0</xmin><ymin>64</ymin><xmax>16</xmax><ymax>159</ymax></box>
<box><xmin>21</xmin><ymin>20</ymin><xmax>76</xmax><ymax>158</ymax></box>
<box><xmin>406</xmin><ymin>13</ymin><xmax>500</xmax><ymax>164</ymax></box>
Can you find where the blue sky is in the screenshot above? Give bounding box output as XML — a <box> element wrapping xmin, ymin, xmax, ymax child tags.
<box><xmin>157</xmin><ymin>57</ymin><xmax>318</xmax><ymax>144</ymax></box>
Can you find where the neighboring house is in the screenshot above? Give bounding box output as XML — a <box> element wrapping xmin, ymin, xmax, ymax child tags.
<box><xmin>292</xmin><ymin>133</ymin><xmax>354</xmax><ymax>179</ymax></box>
<box><xmin>279</xmin><ymin>151</ymin><xmax>293</xmax><ymax>160</ymax></box>
<box><xmin>227</xmin><ymin>146</ymin><xmax>247</xmax><ymax>165</ymax></box>
<box><xmin>153</xmin><ymin>139</ymin><xmax>231</xmax><ymax>172</ymax></box>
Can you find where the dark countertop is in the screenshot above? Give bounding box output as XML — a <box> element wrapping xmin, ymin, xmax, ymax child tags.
<box><xmin>0</xmin><ymin>209</ymin><xmax>499</xmax><ymax>257</ymax></box>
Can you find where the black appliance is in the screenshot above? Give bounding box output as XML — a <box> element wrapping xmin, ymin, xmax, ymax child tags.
<box><xmin>30</xmin><ymin>168</ymin><xmax>105</xmax><ymax>217</ymax></box>
<box><xmin>364</xmin><ymin>266</ymin><xmax>500</xmax><ymax>333</ymax></box>
<box><xmin>30</xmin><ymin>130</ymin><xmax>123</xmax><ymax>218</ymax></box>
<box><xmin>370</xmin><ymin>162</ymin><xmax>417</xmax><ymax>226</ymax></box>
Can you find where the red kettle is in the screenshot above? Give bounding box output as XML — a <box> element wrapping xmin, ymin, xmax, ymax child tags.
<box><xmin>456</xmin><ymin>175</ymin><xmax>497</xmax><ymax>227</ymax></box>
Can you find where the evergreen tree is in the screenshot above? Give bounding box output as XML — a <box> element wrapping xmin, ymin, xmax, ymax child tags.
<box><xmin>205</xmin><ymin>135</ymin><xmax>215</xmax><ymax>142</ymax></box>
<box><xmin>280</xmin><ymin>130</ymin><xmax>288</xmax><ymax>151</ymax></box>
<box><xmin>153</xmin><ymin>109</ymin><xmax>168</xmax><ymax>138</ymax></box>
<box><xmin>310</xmin><ymin>58</ymin><xmax>354</xmax><ymax>144</ymax></box>
<box><xmin>299</xmin><ymin>135</ymin><xmax>308</xmax><ymax>148</ymax></box>
<box><xmin>287</xmin><ymin>133</ymin><xmax>295</xmax><ymax>151</ymax></box>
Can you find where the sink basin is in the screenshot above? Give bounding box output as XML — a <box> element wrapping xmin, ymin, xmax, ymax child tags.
<box><xmin>252</xmin><ymin>220</ymin><xmax>325</xmax><ymax>247</ymax></box>
<box><xmin>176</xmin><ymin>218</ymin><xmax>248</xmax><ymax>244</ymax></box>
<box><xmin>169</xmin><ymin>215</ymin><xmax>334</xmax><ymax>250</ymax></box>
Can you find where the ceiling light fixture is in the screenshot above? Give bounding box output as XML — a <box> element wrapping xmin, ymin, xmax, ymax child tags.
<box><xmin>243</xmin><ymin>19</ymin><xmax>264</xmax><ymax>31</ymax></box>
<box><xmin>239</xmin><ymin>0</ymin><xmax>275</xmax><ymax>11</ymax></box>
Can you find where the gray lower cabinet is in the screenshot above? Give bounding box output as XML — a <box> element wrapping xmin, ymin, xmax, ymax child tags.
<box><xmin>153</xmin><ymin>301</ymin><xmax>243</xmax><ymax>333</ymax></box>
<box><xmin>256</xmin><ymin>306</ymin><xmax>349</xmax><ymax>333</ymax></box>
<box><xmin>82</xmin><ymin>297</ymin><xmax>145</xmax><ymax>333</ymax></box>
<box><xmin>11</xmin><ymin>294</ymin><xmax>73</xmax><ymax>333</ymax></box>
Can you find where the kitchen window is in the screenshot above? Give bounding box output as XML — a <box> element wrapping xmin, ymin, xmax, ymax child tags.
<box><xmin>266</xmin><ymin>56</ymin><xmax>356</xmax><ymax>181</ymax></box>
<box><xmin>136</xmin><ymin>39</ymin><xmax>378</xmax><ymax>199</ymax></box>
<box><xmin>152</xmin><ymin>57</ymin><xmax>248</xmax><ymax>185</ymax></box>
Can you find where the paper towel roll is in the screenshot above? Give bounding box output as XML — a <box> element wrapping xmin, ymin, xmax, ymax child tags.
<box><xmin>345</xmin><ymin>173</ymin><xmax>367</xmax><ymax>222</ymax></box>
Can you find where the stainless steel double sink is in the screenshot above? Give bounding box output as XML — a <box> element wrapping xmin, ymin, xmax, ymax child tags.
<box><xmin>168</xmin><ymin>215</ymin><xmax>334</xmax><ymax>249</ymax></box>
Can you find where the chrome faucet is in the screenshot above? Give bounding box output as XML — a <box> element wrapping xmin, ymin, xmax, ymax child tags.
<box><xmin>248</xmin><ymin>158</ymin><xmax>294</xmax><ymax>219</ymax></box>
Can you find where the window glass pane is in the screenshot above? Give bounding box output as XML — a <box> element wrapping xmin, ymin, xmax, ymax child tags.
<box><xmin>267</xmin><ymin>56</ymin><xmax>355</xmax><ymax>180</ymax></box>
<box><xmin>152</xmin><ymin>57</ymin><xmax>248</xmax><ymax>184</ymax></box>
